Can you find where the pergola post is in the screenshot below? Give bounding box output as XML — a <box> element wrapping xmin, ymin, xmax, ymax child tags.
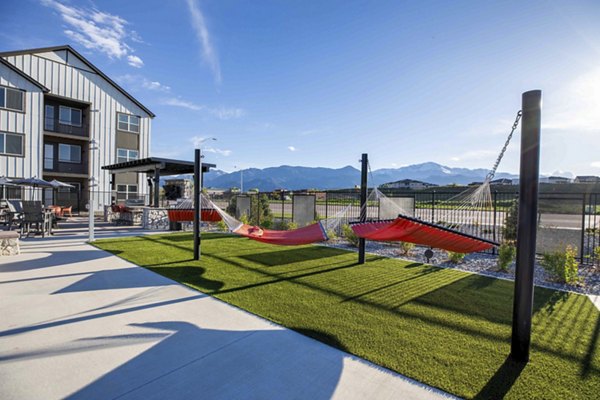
<box><xmin>153</xmin><ymin>167</ymin><xmax>160</xmax><ymax>207</ymax></box>
<box><xmin>510</xmin><ymin>90</ymin><xmax>542</xmax><ymax>363</ymax></box>
<box><xmin>358</xmin><ymin>153</ymin><xmax>368</xmax><ymax>264</ymax></box>
<box><xmin>193</xmin><ymin>149</ymin><xmax>201</xmax><ymax>260</ymax></box>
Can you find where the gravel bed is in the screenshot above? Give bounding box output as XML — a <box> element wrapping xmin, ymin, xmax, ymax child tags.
<box><xmin>322</xmin><ymin>240</ymin><xmax>600</xmax><ymax>296</ymax></box>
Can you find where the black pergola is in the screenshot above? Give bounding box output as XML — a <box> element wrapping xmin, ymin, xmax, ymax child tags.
<box><xmin>102</xmin><ymin>157</ymin><xmax>216</xmax><ymax>207</ymax></box>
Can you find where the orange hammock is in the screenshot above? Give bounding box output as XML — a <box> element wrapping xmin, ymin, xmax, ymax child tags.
<box><xmin>167</xmin><ymin>209</ymin><xmax>222</xmax><ymax>222</ymax></box>
<box><xmin>232</xmin><ymin>222</ymin><xmax>328</xmax><ymax>246</ymax></box>
<box><xmin>351</xmin><ymin>215</ymin><xmax>496</xmax><ymax>253</ymax></box>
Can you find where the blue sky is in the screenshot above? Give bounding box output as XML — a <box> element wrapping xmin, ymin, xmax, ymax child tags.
<box><xmin>2</xmin><ymin>0</ymin><xmax>600</xmax><ymax>176</ymax></box>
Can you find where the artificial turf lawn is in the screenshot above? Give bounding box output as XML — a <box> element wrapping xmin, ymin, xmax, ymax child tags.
<box><xmin>95</xmin><ymin>233</ymin><xmax>600</xmax><ymax>399</ymax></box>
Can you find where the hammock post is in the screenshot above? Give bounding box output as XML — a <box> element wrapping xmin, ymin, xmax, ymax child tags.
<box><xmin>358</xmin><ymin>153</ymin><xmax>368</xmax><ymax>264</ymax></box>
<box><xmin>193</xmin><ymin>148</ymin><xmax>201</xmax><ymax>260</ymax></box>
<box><xmin>510</xmin><ymin>89</ymin><xmax>542</xmax><ymax>363</ymax></box>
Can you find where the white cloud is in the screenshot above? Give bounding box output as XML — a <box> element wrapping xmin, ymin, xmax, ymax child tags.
<box><xmin>115</xmin><ymin>74</ymin><xmax>171</xmax><ymax>93</ymax></box>
<box><xmin>209</xmin><ymin>107</ymin><xmax>245</xmax><ymax>120</ymax></box>
<box><xmin>163</xmin><ymin>98</ymin><xmax>204</xmax><ymax>111</ymax></box>
<box><xmin>204</xmin><ymin>147</ymin><xmax>232</xmax><ymax>156</ymax></box>
<box><xmin>117</xmin><ymin>74</ymin><xmax>171</xmax><ymax>92</ymax></box>
<box><xmin>142</xmin><ymin>80</ymin><xmax>170</xmax><ymax>92</ymax></box>
<box><xmin>185</xmin><ymin>0</ymin><xmax>221</xmax><ymax>84</ymax></box>
<box><xmin>288</xmin><ymin>146</ymin><xmax>297</xmax><ymax>152</ymax></box>
<box><xmin>41</xmin><ymin>0</ymin><xmax>143</xmax><ymax>67</ymax></box>
<box><xmin>162</xmin><ymin>98</ymin><xmax>245</xmax><ymax>119</ymax></box>
<box><xmin>591</xmin><ymin>161</ymin><xmax>600</xmax><ymax>169</ymax></box>
<box><xmin>127</xmin><ymin>55</ymin><xmax>144</xmax><ymax>68</ymax></box>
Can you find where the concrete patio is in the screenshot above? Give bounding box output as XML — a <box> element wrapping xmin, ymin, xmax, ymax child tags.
<box><xmin>0</xmin><ymin>220</ymin><xmax>455</xmax><ymax>399</ymax></box>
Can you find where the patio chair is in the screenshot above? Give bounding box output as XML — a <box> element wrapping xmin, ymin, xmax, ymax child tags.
<box><xmin>22</xmin><ymin>201</ymin><xmax>52</xmax><ymax>238</ymax></box>
<box><xmin>61</xmin><ymin>206</ymin><xmax>73</xmax><ymax>218</ymax></box>
<box><xmin>3</xmin><ymin>201</ymin><xmax>23</xmax><ymax>231</ymax></box>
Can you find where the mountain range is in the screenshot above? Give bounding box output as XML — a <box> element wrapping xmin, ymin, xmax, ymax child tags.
<box><xmin>172</xmin><ymin>162</ymin><xmax>523</xmax><ymax>191</ymax></box>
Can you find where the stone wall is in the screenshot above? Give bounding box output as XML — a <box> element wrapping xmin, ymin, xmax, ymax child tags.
<box><xmin>143</xmin><ymin>208</ymin><xmax>170</xmax><ymax>230</ymax></box>
<box><xmin>0</xmin><ymin>233</ymin><xmax>20</xmax><ymax>256</ymax></box>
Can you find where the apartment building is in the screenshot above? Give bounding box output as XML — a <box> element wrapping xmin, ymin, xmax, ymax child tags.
<box><xmin>0</xmin><ymin>45</ymin><xmax>154</xmax><ymax>210</ymax></box>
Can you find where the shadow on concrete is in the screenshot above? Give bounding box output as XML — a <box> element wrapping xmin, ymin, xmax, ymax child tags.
<box><xmin>0</xmin><ymin>250</ymin><xmax>111</xmax><ymax>273</ymax></box>
<box><xmin>64</xmin><ymin>321</ymin><xmax>343</xmax><ymax>400</ymax></box>
<box><xmin>52</xmin><ymin>267</ymin><xmax>175</xmax><ymax>294</ymax></box>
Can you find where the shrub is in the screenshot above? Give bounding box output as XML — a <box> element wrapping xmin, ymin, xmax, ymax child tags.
<box><xmin>503</xmin><ymin>199</ymin><xmax>518</xmax><ymax>241</ymax></box>
<box><xmin>326</xmin><ymin>229</ymin><xmax>338</xmax><ymax>240</ymax></box>
<box><xmin>595</xmin><ymin>246</ymin><xmax>600</xmax><ymax>260</ymax></box>
<box><xmin>216</xmin><ymin>220</ymin><xmax>228</xmax><ymax>232</ymax></box>
<box><xmin>541</xmin><ymin>245</ymin><xmax>579</xmax><ymax>284</ymax></box>
<box><xmin>398</xmin><ymin>241</ymin><xmax>415</xmax><ymax>256</ymax></box>
<box><xmin>276</xmin><ymin>220</ymin><xmax>298</xmax><ymax>230</ymax></box>
<box><xmin>447</xmin><ymin>251</ymin><xmax>466</xmax><ymax>263</ymax></box>
<box><xmin>342</xmin><ymin>224</ymin><xmax>360</xmax><ymax>247</ymax></box>
<box><xmin>497</xmin><ymin>242</ymin><xmax>516</xmax><ymax>272</ymax></box>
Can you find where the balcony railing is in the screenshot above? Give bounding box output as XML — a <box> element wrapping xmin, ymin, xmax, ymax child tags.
<box><xmin>44</xmin><ymin>117</ymin><xmax>89</xmax><ymax>138</ymax></box>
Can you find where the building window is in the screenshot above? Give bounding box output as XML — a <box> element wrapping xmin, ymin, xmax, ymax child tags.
<box><xmin>116</xmin><ymin>184</ymin><xmax>138</xmax><ymax>201</ymax></box>
<box><xmin>58</xmin><ymin>143</ymin><xmax>81</xmax><ymax>163</ymax></box>
<box><xmin>44</xmin><ymin>144</ymin><xmax>54</xmax><ymax>170</ymax></box>
<box><xmin>0</xmin><ymin>132</ymin><xmax>24</xmax><ymax>156</ymax></box>
<box><xmin>117</xmin><ymin>148</ymin><xmax>139</xmax><ymax>163</ymax></box>
<box><xmin>117</xmin><ymin>113</ymin><xmax>140</xmax><ymax>133</ymax></box>
<box><xmin>0</xmin><ymin>86</ymin><xmax>25</xmax><ymax>112</ymax></box>
<box><xmin>45</xmin><ymin>105</ymin><xmax>55</xmax><ymax>131</ymax></box>
<box><xmin>59</xmin><ymin>106</ymin><xmax>82</xmax><ymax>127</ymax></box>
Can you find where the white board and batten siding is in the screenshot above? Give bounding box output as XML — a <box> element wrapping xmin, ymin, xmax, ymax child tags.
<box><xmin>0</xmin><ymin>62</ymin><xmax>43</xmax><ymax>179</ymax></box>
<box><xmin>3</xmin><ymin>49</ymin><xmax>152</xmax><ymax>202</ymax></box>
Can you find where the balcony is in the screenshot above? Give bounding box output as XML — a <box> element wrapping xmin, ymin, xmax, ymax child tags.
<box><xmin>44</xmin><ymin>117</ymin><xmax>89</xmax><ymax>138</ymax></box>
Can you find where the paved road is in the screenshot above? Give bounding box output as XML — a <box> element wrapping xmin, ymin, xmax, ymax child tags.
<box><xmin>0</xmin><ymin>221</ymin><xmax>455</xmax><ymax>400</ymax></box>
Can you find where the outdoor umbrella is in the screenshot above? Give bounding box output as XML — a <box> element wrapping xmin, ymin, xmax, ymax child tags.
<box><xmin>12</xmin><ymin>177</ymin><xmax>54</xmax><ymax>200</ymax></box>
<box><xmin>49</xmin><ymin>179</ymin><xmax>75</xmax><ymax>188</ymax></box>
<box><xmin>0</xmin><ymin>176</ymin><xmax>15</xmax><ymax>186</ymax></box>
<box><xmin>0</xmin><ymin>176</ymin><xmax>16</xmax><ymax>200</ymax></box>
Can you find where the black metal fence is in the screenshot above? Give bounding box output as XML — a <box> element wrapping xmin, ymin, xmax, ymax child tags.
<box><xmin>214</xmin><ymin>189</ymin><xmax>599</xmax><ymax>265</ymax></box>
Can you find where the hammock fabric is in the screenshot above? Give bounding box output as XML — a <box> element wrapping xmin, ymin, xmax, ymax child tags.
<box><xmin>351</xmin><ymin>216</ymin><xmax>496</xmax><ymax>253</ymax></box>
<box><xmin>167</xmin><ymin>209</ymin><xmax>222</xmax><ymax>222</ymax></box>
<box><xmin>232</xmin><ymin>222</ymin><xmax>328</xmax><ymax>246</ymax></box>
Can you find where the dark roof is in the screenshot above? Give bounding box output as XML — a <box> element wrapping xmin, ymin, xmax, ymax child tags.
<box><xmin>0</xmin><ymin>58</ymin><xmax>49</xmax><ymax>92</ymax></box>
<box><xmin>0</xmin><ymin>45</ymin><xmax>154</xmax><ymax>117</ymax></box>
<box><xmin>102</xmin><ymin>157</ymin><xmax>215</xmax><ymax>175</ymax></box>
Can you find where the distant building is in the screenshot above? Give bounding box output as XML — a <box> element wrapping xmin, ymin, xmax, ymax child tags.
<box><xmin>547</xmin><ymin>176</ymin><xmax>572</xmax><ymax>184</ymax></box>
<box><xmin>575</xmin><ymin>176</ymin><xmax>600</xmax><ymax>183</ymax></box>
<box><xmin>490</xmin><ymin>178</ymin><xmax>513</xmax><ymax>186</ymax></box>
<box><xmin>380</xmin><ymin>179</ymin><xmax>437</xmax><ymax>190</ymax></box>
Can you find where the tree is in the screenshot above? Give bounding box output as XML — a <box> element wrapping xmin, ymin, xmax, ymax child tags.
<box><xmin>503</xmin><ymin>199</ymin><xmax>518</xmax><ymax>241</ymax></box>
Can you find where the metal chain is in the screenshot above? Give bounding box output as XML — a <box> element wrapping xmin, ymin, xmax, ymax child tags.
<box><xmin>485</xmin><ymin>110</ymin><xmax>522</xmax><ymax>182</ymax></box>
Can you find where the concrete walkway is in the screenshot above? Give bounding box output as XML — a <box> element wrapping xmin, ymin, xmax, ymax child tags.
<box><xmin>0</xmin><ymin>221</ymin><xmax>456</xmax><ymax>400</ymax></box>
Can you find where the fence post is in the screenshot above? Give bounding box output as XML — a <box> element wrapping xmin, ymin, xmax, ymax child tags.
<box><xmin>580</xmin><ymin>194</ymin><xmax>587</xmax><ymax>261</ymax></box>
<box><xmin>511</xmin><ymin>89</ymin><xmax>542</xmax><ymax>363</ymax></box>
<box><xmin>325</xmin><ymin>191</ymin><xmax>328</xmax><ymax>220</ymax></box>
<box><xmin>493</xmin><ymin>191</ymin><xmax>498</xmax><ymax>253</ymax></box>
<box><xmin>431</xmin><ymin>190</ymin><xmax>436</xmax><ymax>222</ymax></box>
<box><xmin>281</xmin><ymin>190</ymin><xmax>285</xmax><ymax>222</ymax></box>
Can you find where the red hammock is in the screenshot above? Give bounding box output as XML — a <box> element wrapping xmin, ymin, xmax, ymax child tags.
<box><xmin>167</xmin><ymin>209</ymin><xmax>222</xmax><ymax>222</ymax></box>
<box><xmin>232</xmin><ymin>223</ymin><xmax>328</xmax><ymax>246</ymax></box>
<box><xmin>351</xmin><ymin>216</ymin><xmax>496</xmax><ymax>253</ymax></box>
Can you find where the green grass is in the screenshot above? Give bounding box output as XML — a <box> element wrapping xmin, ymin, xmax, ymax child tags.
<box><xmin>95</xmin><ymin>233</ymin><xmax>600</xmax><ymax>399</ymax></box>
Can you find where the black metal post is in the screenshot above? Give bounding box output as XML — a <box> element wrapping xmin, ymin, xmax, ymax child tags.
<box><xmin>358</xmin><ymin>153</ymin><xmax>368</xmax><ymax>264</ymax></box>
<box><xmin>193</xmin><ymin>148</ymin><xmax>201</xmax><ymax>260</ymax></box>
<box><xmin>510</xmin><ymin>90</ymin><xmax>542</xmax><ymax>363</ymax></box>
<box><xmin>493</xmin><ymin>191</ymin><xmax>498</xmax><ymax>252</ymax></box>
<box><xmin>431</xmin><ymin>191</ymin><xmax>436</xmax><ymax>222</ymax></box>
<box><xmin>580</xmin><ymin>194</ymin><xmax>587</xmax><ymax>261</ymax></box>
<box><xmin>154</xmin><ymin>168</ymin><xmax>160</xmax><ymax>207</ymax></box>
